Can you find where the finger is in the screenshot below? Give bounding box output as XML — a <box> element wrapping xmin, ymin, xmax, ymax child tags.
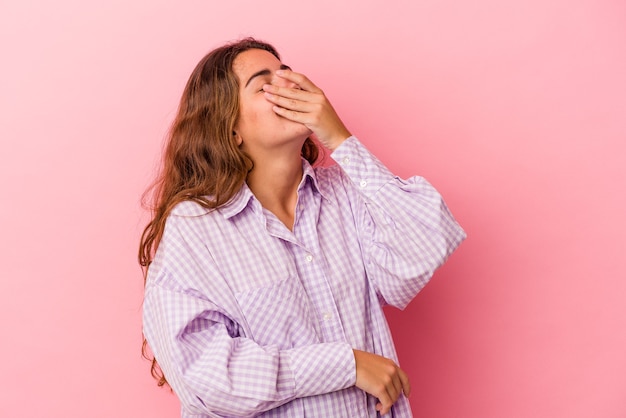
<box><xmin>275</xmin><ymin>69</ymin><xmax>321</xmax><ymax>93</ymax></box>
<box><xmin>376</xmin><ymin>386</ymin><xmax>393</xmax><ymax>415</ymax></box>
<box><xmin>378</xmin><ymin>394</ymin><xmax>393</xmax><ymax>416</ymax></box>
<box><xmin>389</xmin><ymin>373</ymin><xmax>403</xmax><ymax>403</ymax></box>
<box><xmin>262</xmin><ymin>83</ymin><xmax>311</xmax><ymax>100</ymax></box>
<box><xmin>399</xmin><ymin>368</ymin><xmax>411</xmax><ymax>397</ymax></box>
<box><xmin>263</xmin><ymin>91</ymin><xmax>315</xmax><ymax>113</ymax></box>
<box><xmin>271</xmin><ymin>105</ymin><xmax>310</xmax><ymax>124</ymax></box>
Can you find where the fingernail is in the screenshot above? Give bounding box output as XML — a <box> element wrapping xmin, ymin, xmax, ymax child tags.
<box><xmin>276</xmin><ymin>69</ymin><xmax>285</xmax><ymax>76</ymax></box>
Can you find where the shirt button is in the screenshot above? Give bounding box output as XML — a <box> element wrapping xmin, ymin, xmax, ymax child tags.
<box><xmin>305</xmin><ymin>254</ymin><xmax>313</xmax><ymax>262</ymax></box>
<box><xmin>322</xmin><ymin>311</ymin><xmax>332</xmax><ymax>321</ymax></box>
<box><xmin>342</xmin><ymin>157</ymin><xmax>350</xmax><ymax>165</ymax></box>
<box><xmin>359</xmin><ymin>180</ymin><xmax>367</xmax><ymax>188</ymax></box>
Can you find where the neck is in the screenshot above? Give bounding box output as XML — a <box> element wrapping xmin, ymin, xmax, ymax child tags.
<box><xmin>246</xmin><ymin>148</ymin><xmax>304</xmax><ymax>231</ymax></box>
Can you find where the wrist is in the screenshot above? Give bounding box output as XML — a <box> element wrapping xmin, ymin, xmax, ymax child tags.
<box><xmin>325</xmin><ymin>129</ymin><xmax>351</xmax><ymax>151</ymax></box>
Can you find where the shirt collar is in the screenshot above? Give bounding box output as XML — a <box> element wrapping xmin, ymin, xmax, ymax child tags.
<box><xmin>300</xmin><ymin>158</ymin><xmax>332</xmax><ymax>202</ymax></box>
<box><xmin>219</xmin><ymin>158</ymin><xmax>332</xmax><ymax>220</ymax></box>
<box><xmin>218</xmin><ymin>183</ymin><xmax>256</xmax><ymax>220</ymax></box>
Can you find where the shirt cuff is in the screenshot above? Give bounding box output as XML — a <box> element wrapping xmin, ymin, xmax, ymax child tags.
<box><xmin>286</xmin><ymin>342</ymin><xmax>355</xmax><ymax>398</ymax></box>
<box><xmin>330</xmin><ymin>136</ymin><xmax>396</xmax><ymax>198</ymax></box>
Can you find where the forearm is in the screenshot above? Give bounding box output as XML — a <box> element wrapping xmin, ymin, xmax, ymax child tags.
<box><xmin>144</xmin><ymin>284</ymin><xmax>356</xmax><ymax>416</ymax></box>
<box><xmin>331</xmin><ymin>136</ymin><xmax>466</xmax><ymax>308</ymax></box>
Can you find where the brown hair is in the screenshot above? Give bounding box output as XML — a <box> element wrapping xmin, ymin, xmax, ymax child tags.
<box><xmin>139</xmin><ymin>38</ymin><xmax>319</xmax><ymax>386</ymax></box>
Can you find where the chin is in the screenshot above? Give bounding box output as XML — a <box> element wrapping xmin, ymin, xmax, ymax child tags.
<box><xmin>280</xmin><ymin>121</ymin><xmax>312</xmax><ymax>140</ymax></box>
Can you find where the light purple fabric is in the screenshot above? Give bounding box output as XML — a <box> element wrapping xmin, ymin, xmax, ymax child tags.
<box><xmin>143</xmin><ymin>136</ymin><xmax>466</xmax><ymax>417</ymax></box>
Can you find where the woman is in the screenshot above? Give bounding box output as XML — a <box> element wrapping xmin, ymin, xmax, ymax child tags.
<box><xmin>140</xmin><ymin>38</ymin><xmax>465</xmax><ymax>417</ymax></box>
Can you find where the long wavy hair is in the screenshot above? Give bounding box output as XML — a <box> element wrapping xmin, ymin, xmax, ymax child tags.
<box><xmin>139</xmin><ymin>38</ymin><xmax>319</xmax><ymax>387</ymax></box>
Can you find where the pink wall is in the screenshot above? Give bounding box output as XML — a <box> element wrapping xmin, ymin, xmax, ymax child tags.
<box><xmin>1</xmin><ymin>1</ymin><xmax>624</xmax><ymax>417</ymax></box>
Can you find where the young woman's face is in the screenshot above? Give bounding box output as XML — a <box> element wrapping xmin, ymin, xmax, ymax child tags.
<box><xmin>232</xmin><ymin>48</ymin><xmax>311</xmax><ymax>156</ymax></box>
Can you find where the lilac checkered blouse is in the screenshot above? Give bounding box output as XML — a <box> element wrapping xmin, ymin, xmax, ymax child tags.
<box><xmin>143</xmin><ymin>136</ymin><xmax>466</xmax><ymax>417</ymax></box>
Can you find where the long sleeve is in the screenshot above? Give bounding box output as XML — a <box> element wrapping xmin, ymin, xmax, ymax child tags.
<box><xmin>330</xmin><ymin>136</ymin><xmax>466</xmax><ymax>309</ymax></box>
<box><xmin>142</xmin><ymin>214</ymin><xmax>356</xmax><ymax>417</ymax></box>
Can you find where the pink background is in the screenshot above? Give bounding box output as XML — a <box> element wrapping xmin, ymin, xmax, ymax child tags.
<box><xmin>1</xmin><ymin>0</ymin><xmax>625</xmax><ymax>417</ymax></box>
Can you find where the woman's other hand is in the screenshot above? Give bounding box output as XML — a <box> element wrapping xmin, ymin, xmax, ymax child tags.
<box><xmin>352</xmin><ymin>349</ymin><xmax>411</xmax><ymax>415</ymax></box>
